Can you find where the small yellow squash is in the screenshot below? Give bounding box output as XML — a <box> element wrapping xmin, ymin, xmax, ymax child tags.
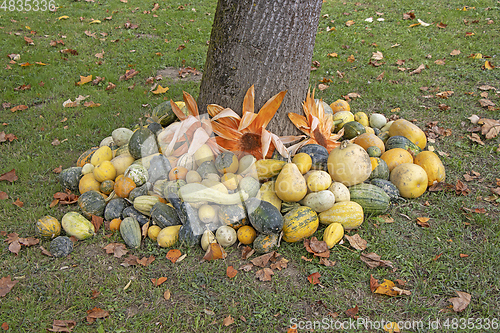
<box><xmin>323</xmin><ymin>223</ymin><xmax>344</xmax><ymax>248</ymax></box>
<box><xmin>319</xmin><ymin>201</ymin><xmax>364</xmax><ymax>230</ymax></box>
<box><xmin>157</xmin><ymin>225</ymin><xmax>182</xmax><ymax>248</ymax></box>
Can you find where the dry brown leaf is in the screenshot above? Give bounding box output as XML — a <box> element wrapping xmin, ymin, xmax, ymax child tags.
<box><xmin>166</xmin><ymin>249</ymin><xmax>182</xmax><ymax>263</ymax></box>
<box><xmin>478</xmin><ymin>99</ymin><xmax>495</xmax><ymax>108</ymax></box>
<box><xmin>455</xmin><ymin>180</ymin><xmax>470</xmax><ymax>195</ymax></box>
<box><xmin>360</xmin><ymin>252</ymin><xmax>394</xmax><ymax>269</ymax></box>
<box><xmin>226</xmin><ymin>266</ymin><xmax>238</xmax><ymax>278</ymax></box>
<box><xmin>0</xmin><ymin>169</ymin><xmax>18</xmax><ymax>183</ymax></box>
<box><xmin>52</xmin><ymin>165</ymin><xmax>63</xmax><ymax>174</ymax></box>
<box><xmin>479</xmin><ymin>85</ymin><xmax>496</xmax><ymax>91</ymax></box>
<box><xmin>318</xmin><ymin>257</ymin><xmax>336</xmax><ymax>267</ymax></box>
<box><xmin>370</xmin><ymin>275</ymin><xmax>379</xmax><ymax>292</ymax></box>
<box><xmin>223</xmin><ymin>315</ymin><xmax>235</xmax><ymax>326</ymax></box>
<box><xmin>103</xmin><ymin>243</ymin><xmax>128</xmax><ymax>258</ymax></box>
<box><xmin>10</xmin><ymin>105</ymin><xmax>28</xmax><ymax>112</ymax></box>
<box><xmin>203</xmin><ymin>243</ymin><xmax>227</xmax><ymax>261</ymax></box>
<box><xmin>376</xmin><ymin>71</ymin><xmax>385</xmax><ymax>81</ymax></box>
<box><xmin>86</xmin><ymin>307</ymin><xmax>109</xmax><ymax>323</ymax></box>
<box><xmin>318</xmin><ymin>84</ymin><xmax>329</xmax><ymax>91</ymax></box>
<box><xmin>434</xmin><ymin>59</ymin><xmax>446</xmax><ymax>65</ymax></box>
<box><xmin>409</xmin><ymin>64</ymin><xmax>425</xmax><ymax>75</ymax></box>
<box><xmin>467</xmin><ymin>133</ymin><xmax>485</xmax><ymax>145</ymax></box>
<box><xmin>307</xmin><ymin>272</ymin><xmax>321</xmax><ymax>285</ymax></box>
<box><xmin>301</xmin><ymin>255</ymin><xmax>313</xmax><ymax>262</ymax></box>
<box><xmin>478</xmin><ymin>118</ymin><xmax>500</xmax><ymax>139</ymax></box>
<box><xmin>0</xmin><ymin>276</ymin><xmax>18</xmax><ymax>297</ymax></box>
<box><xmin>255</xmin><ymin>268</ymin><xmax>274</xmax><ymax>281</ymax></box>
<box><xmin>76</xmin><ymin>75</ymin><xmax>92</xmax><ymax>86</ymax></box>
<box><xmin>347</xmin><ymin>54</ymin><xmax>356</xmax><ymax>62</ymax></box>
<box><xmin>372</xmin><ymin>51</ymin><xmax>383</xmax><ymax>60</ymax></box>
<box><xmin>18</xmin><ymin>237</ymin><xmax>39</xmax><ymax>246</ymax></box>
<box><xmin>1</xmin><ymin>322</ymin><xmax>8</xmax><ymax>331</ymax></box>
<box><xmin>270</xmin><ymin>257</ymin><xmax>289</xmax><ymax>270</ymax></box>
<box><xmin>403</xmin><ymin>12</ymin><xmax>415</xmax><ymax>20</ymax></box>
<box><xmin>345</xmin><ymin>234</ymin><xmax>367</xmax><ymax>250</ymax></box>
<box><xmin>90</xmin><ymin>290</ymin><xmax>100</xmax><ymax>299</ymax></box>
<box><xmin>241</xmin><ymin>246</ymin><xmax>255</xmax><ymax>260</ymax></box>
<box><xmin>450</xmin><ymin>49</ymin><xmax>461</xmax><ymax>56</ymax></box>
<box><xmin>40</xmin><ymin>246</ymin><xmax>52</xmax><ymax>256</ymax></box>
<box><xmin>119</xmin><ymin>69</ymin><xmax>139</xmax><ymax>81</ymax></box>
<box><xmin>47</xmin><ymin>320</ymin><xmax>76</xmax><ymax>332</ymax></box>
<box><xmin>12</xmin><ymin>198</ymin><xmax>23</xmax><ymax>208</ymax></box>
<box><xmin>121</xmin><ymin>254</ymin><xmax>139</xmax><ymax>267</ymax></box>
<box><xmin>137</xmin><ymin>255</ymin><xmax>155</xmax><ymax>266</ymax></box>
<box><xmin>0</xmin><ymin>191</ymin><xmax>8</xmax><ymax>200</ymax></box>
<box><xmin>304</xmin><ymin>237</ymin><xmax>330</xmax><ymax>258</ymax></box>
<box><xmin>459</xmin><ymin>253</ymin><xmax>469</xmax><ymax>258</ymax></box>
<box><xmin>151</xmin><ymin>277</ymin><xmax>167</xmax><ymax>287</ymax></box>
<box><xmin>105</xmin><ymin>82</ymin><xmax>116</xmax><ymax>91</ymax></box>
<box><xmin>91</xmin><ymin>215</ymin><xmax>103</xmax><ymax>232</ymax></box>
<box><xmin>239</xmin><ymin>263</ymin><xmax>254</xmax><ymax>271</ymax></box>
<box><xmin>448</xmin><ymin>291</ymin><xmax>471</xmax><ymax>312</ymax></box>
<box><xmin>163</xmin><ymin>289</ymin><xmax>171</xmax><ymax>300</ymax></box>
<box><xmin>345</xmin><ymin>305</ymin><xmax>359</xmax><ymax>318</ymax></box>
<box><xmin>416</xmin><ymin>217</ymin><xmax>431</xmax><ymax>228</ymax></box>
<box><xmin>251</xmin><ymin>251</ymin><xmax>277</xmax><ymax>267</ymax></box>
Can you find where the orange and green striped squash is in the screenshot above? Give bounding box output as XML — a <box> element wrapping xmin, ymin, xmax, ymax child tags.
<box><xmin>76</xmin><ymin>147</ymin><xmax>99</xmax><ymax>167</ymax></box>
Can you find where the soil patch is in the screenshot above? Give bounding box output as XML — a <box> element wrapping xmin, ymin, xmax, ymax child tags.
<box><xmin>156</xmin><ymin>67</ymin><xmax>202</xmax><ymax>83</ymax></box>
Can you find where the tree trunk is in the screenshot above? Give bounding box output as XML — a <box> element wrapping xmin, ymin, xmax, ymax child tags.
<box><xmin>198</xmin><ymin>0</ymin><xmax>323</xmax><ymax>136</ymax></box>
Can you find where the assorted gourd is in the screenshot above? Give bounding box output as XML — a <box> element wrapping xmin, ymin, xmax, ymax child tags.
<box><xmin>48</xmin><ymin>96</ymin><xmax>445</xmax><ymax>257</ymax></box>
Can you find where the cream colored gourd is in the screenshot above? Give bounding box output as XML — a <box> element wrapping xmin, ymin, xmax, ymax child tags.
<box><xmin>275</xmin><ymin>163</ymin><xmax>307</xmax><ymax>202</ymax></box>
<box><xmin>390</xmin><ymin>163</ymin><xmax>428</xmax><ymax>198</ymax></box>
<box><xmin>306</xmin><ymin>170</ymin><xmax>332</xmax><ymax>192</ymax></box>
<box><xmin>200</xmin><ymin>229</ymin><xmax>217</xmax><ymax>251</ymax></box>
<box><xmin>327</xmin><ymin>143</ymin><xmax>371</xmax><ymax>186</ymax></box>
<box><xmin>111</xmin><ymin>154</ymin><xmax>135</xmax><ymax>176</ymax></box>
<box><xmin>328</xmin><ymin>182</ymin><xmax>350</xmax><ymax>202</ymax></box>
<box><xmin>178</xmin><ymin>183</ymin><xmax>248</xmax><ymax>204</ymax></box>
<box><xmin>216</xmin><ymin>226</ymin><xmax>237</xmax><ymax>247</ymax></box>
<box><xmin>300</xmin><ymin>190</ymin><xmax>335</xmax><ymax>213</ymax></box>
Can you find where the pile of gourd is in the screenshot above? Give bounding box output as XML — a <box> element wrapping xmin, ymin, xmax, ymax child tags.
<box><xmin>36</xmin><ymin>99</ymin><xmax>446</xmax><ymax>257</ymax></box>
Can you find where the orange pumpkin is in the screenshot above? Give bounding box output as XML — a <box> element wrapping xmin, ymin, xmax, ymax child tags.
<box><xmin>114</xmin><ymin>176</ymin><xmax>136</xmax><ymax>198</ymax></box>
<box><xmin>330</xmin><ymin>99</ymin><xmax>350</xmax><ymax>113</ymax></box>
<box><xmin>354</xmin><ymin>133</ymin><xmax>386</xmax><ymax>154</ymax></box>
<box><xmin>79</xmin><ymin>173</ymin><xmax>100</xmax><ymax>194</ymax></box>
<box><xmin>169</xmin><ymin>166</ymin><xmax>188</xmax><ymax>180</ymax></box>
<box><xmin>109</xmin><ymin>218</ymin><xmax>122</xmax><ymax>232</ymax></box>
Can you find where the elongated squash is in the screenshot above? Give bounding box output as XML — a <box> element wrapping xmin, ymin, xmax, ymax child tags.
<box><xmin>413</xmin><ymin>151</ymin><xmax>445</xmax><ymax>186</ymax></box>
<box><xmin>178</xmin><ymin>183</ymin><xmax>248</xmax><ymax>204</ymax></box>
<box><xmin>388</xmin><ymin>119</ymin><xmax>427</xmax><ymax>149</ymax></box>
<box><xmin>348</xmin><ymin>183</ymin><xmax>390</xmax><ymax>215</ymax></box>
<box><xmin>61</xmin><ymin>212</ymin><xmax>95</xmax><ymax>240</ymax></box>
<box><xmin>120</xmin><ymin>216</ymin><xmax>141</xmax><ymax>248</ymax></box>
<box><xmin>257</xmin><ymin>181</ymin><xmax>282</xmax><ymax>211</ymax></box>
<box><xmin>319</xmin><ymin>201</ymin><xmax>364</xmax><ymax>230</ymax></box>
<box><xmin>282</xmin><ymin>206</ymin><xmax>319</xmax><ymax>243</ymax></box>
<box><xmin>255</xmin><ymin>159</ymin><xmax>286</xmax><ymax>180</ymax></box>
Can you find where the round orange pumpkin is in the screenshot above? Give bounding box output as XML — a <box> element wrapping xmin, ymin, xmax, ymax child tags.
<box><xmin>109</xmin><ymin>218</ymin><xmax>122</xmax><ymax>232</ymax></box>
<box><xmin>237</xmin><ymin>225</ymin><xmax>257</xmax><ymax>245</ymax></box>
<box><xmin>169</xmin><ymin>166</ymin><xmax>188</xmax><ymax>180</ymax></box>
<box><xmin>114</xmin><ymin>176</ymin><xmax>136</xmax><ymax>198</ymax></box>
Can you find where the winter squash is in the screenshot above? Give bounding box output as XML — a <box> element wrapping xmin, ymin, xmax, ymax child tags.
<box><xmin>76</xmin><ymin>147</ymin><xmax>99</xmax><ymax>167</ymax></box>
<box><xmin>292</xmin><ymin>153</ymin><xmax>312</xmax><ymax>174</ymax></box>
<box><xmin>81</xmin><ymin>163</ymin><xmax>95</xmax><ymax>175</ymax></box>
<box><xmin>216</xmin><ymin>226</ymin><xmax>238</xmax><ymax>247</ymax></box>
<box><xmin>388</xmin><ymin>119</ymin><xmax>427</xmax><ymax>149</ymax></box>
<box><xmin>380</xmin><ymin>148</ymin><xmax>414</xmax><ymax>172</ymax></box>
<box><xmin>157</xmin><ymin>225</ymin><xmax>182</xmax><ymax>248</ymax></box>
<box><xmin>79</xmin><ymin>173</ymin><xmax>101</xmax><ymax>194</ymax></box>
<box><xmin>122</xmin><ymin>206</ymin><xmax>149</xmax><ymax>227</ymax></box>
<box><xmin>50</xmin><ymin>236</ymin><xmax>74</xmax><ymax>257</ymax></box>
<box><xmin>125</xmin><ymin>164</ymin><xmax>148</xmax><ymax>186</ymax></box>
<box><xmin>186</xmin><ymin>170</ymin><xmax>202</xmax><ymax>184</ymax></box>
<box><xmin>151</xmin><ymin>202</ymin><xmax>182</xmax><ymax>228</ymax></box>
<box><xmin>370</xmin><ymin>178</ymin><xmax>401</xmax><ymax>202</ymax></box>
<box><xmin>354</xmin><ymin>133</ymin><xmax>386</xmax><ymax>154</ymax></box>
<box><xmin>328</xmin><ymin>182</ymin><xmax>350</xmax><ymax>202</ymax></box>
<box><xmin>300</xmin><ymin>190</ymin><xmax>336</xmax><ymax>213</ymax></box>
<box><xmin>253</xmin><ymin>233</ymin><xmax>279</xmax><ymax>254</ymax></box>
<box><xmin>110</xmin><ymin>154</ymin><xmax>135</xmax><ymax>176</ymax></box>
<box><xmin>59</xmin><ymin>167</ymin><xmax>83</xmax><ymax>192</ymax></box>
<box><xmin>306</xmin><ymin>170</ymin><xmax>332</xmax><ymax>192</ymax></box>
<box><xmin>369</xmin><ymin>113</ymin><xmax>387</xmax><ymax>129</ymax></box>
<box><xmin>282</xmin><ymin>206</ymin><xmax>319</xmax><ymax>243</ymax></box>
<box><xmin>109</xmin><ymin>218</ymin><xmax>122</xmax><ymax>232</ymax></box>
<box><xmin>275</xmin><ymin>163</ymin><xmax>307</xmax><ymax>202</ymax></box>
<box><xmin>255</xmin><ymin>159</ymin><xmax>287</xmax><ymax>180</ymax></box>
<box><xmin>93</xmin><ymin>161</ymin><xmax>117</xmax><ymax>183</ymax></box>
<box><xmin>319</xmin><ymin>201</ymin><xmax>364</xmax><ymax>230</ymax></box>
<box><xmin>296</xmin><ymin>144</ymin><xmax>329</xmax><ymax>171</ymax></box>
<box><xmin>78</xmin><ymin>190</ymin><xmax>106</xmax><ymax>218</ymax></box>
<box><xmin>36</xmin><ymin>215</ymin><xmax>61</xmax><ymax>239</ymax></box>
<box><xmin>61</xmin><ymin>212</ymin><xmax>95</xmax><ymax>240</ymax></box>
<box><xmin>237</xmin><ymin>225</ymin><xmax>257</xmax><ymax>245</ymax></box>
<box><xmin>238</xmin><ymin>176</ymin><xmax>260</xmax><ymax>197</ymax></box>
<box><xmin>366</xmin><ymin>146</ymin><xmax>382</xmax><ymax>158</ymax></box>
<box><xmin>100</xmin><ymin>180</ymin><xmax>115</xmax><ymax>195</ymax></box>
<box><xmin>220</xmin><ymin>173</ymin><xmax>240</xmax><ymax>190</ymax></box>
<box><xmin>330</xmin><ymin>99</ymin><xmax>350</xmax><ymax>112</ymax></box>
<box><xmin>348</xmin><ymin>183</ymin><xmax>391</xmax><ymax>215</ymax></box>
<box><xmin>368</xmin><ymin>157</ymin><xmax>390</xmax><ymax>180</ymax></box>
<box><xmin>327</xmin><ymin>142</ymin><xmax>372</xmax><ymax>186</ymax></box>
<box><xmin>332</xmin><ymin>111</ymin><xmax>354</xmax><ymax>132</ymax></box>
<box><xmin>120</xmin><ymin>216</ymin><xmax>142</xmax><ymax>248</ymax></box>
<box><xmin>198</xmin><ymin>204</ymin><xmax>217</xmax><ymax>224</ymax></box>
<box><xmin>177</xmin><ymin>153</ymin><xmax>196</xmax><ymax>171</ymax></box>
<box><xmin>390</xmin><ymin>163</ymin><xmax>428</xmax><ymax>198</ymax></box>
<box><xmin>114</xmin><ymin>176</ymin><xmax>136</xmax><ymax>198</ymax></box>
<box><xmin>133</xmin><ymin>195</ymin><xmax>160</xmax><ymax>216</ymax></box>
<box><xmin>257</xmin><ymin>181</ymin><xmax>282</xmax><ymax>211</ymax></box>
<box><xmin>90</xmin><ymin>146</ymin><xmax>113</xmax><ymax>166</ymax></box>
<box><xmin>104</xmin><ymin>198</ymin><xmax>128</xmax><ymax>221</ymax></box>
<box><xmin>342</xmin><ymin>121</ymin><xmax>366</xmax><ymax>139</ymax></box>
<box><xmin>246</xmin><ymin>197</ymin><xmax>284</xmax><ymax>235</ymax></box>
<box><xmin>169</xmin><ymin>166</ymin><xmax>188</xmax><ymax>181</ymax></box>
<box><xmin>147</xmin><ymin>225</ymin><xmax>162</xmax><ymax>242</ymax></box>
<box><xmin>194</xmin><ymin>144</ymin><xmax>215</xmax><ymax>166</ymax></box>
<box><xmin>112</xmin><ymin>128</ymin><xmax>134</xmax><ymax>147</ymax></box>
<box><xmin>413</xmin><ymin>151</ymin><xmax>446</xmax><ymax>186</ymax></box>
<box><xmin>128</xmin><ymin>127</ymin><xmax>158</xmax><ymax>160</ymax></box>
<box><xmin>200</xmin><ymin>229</ymin><xmax>217</xmax><ymax>251</ymax></box>
<box><xmin>385</xmin><ymin>135</ymin><xmax>422</xmax><ymax>157</ymax></box>
<box><xmin>238</xmin><ymin>154</ymin><xmax>257</xmax><ymax>175</ymax></box>
<box><xmin>215</xmin><ymin>151</ymin><xmax>239</xmax><ymax>174</ymax></box>
<box><xmin>323</xmin><ymin>223</ymin><xmax>344</xmax><ymax>249</ymax></box>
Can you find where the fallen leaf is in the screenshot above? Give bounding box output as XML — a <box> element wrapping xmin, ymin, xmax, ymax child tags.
<box><xmin>166</xmin><ymin>249</ymin><xmax>182</xmax><ymax>263</ymax></box>
<box><xmin>40</xmin><ymin>246</ymin><xmax>52</xmax><ymax>256</ymax></box>
<box><xmin>372</xmin><ymin>51</ymin><xmax>383</xmax><ymax>60</ymax></box>
<box><xmin>360</xmin><ymin>252</ymin><xmax>394</xmax><ymax>269</ymax></box>
<box><xmin>383</xmin><ymin>322</ymin><xmax>401</xmax><ymax>332</ymax></box>
<box><xmin>478</xmin><ymin>85</ymin><xmax>496</xmax><ymax>91</ymax></box>
<box><xmin>434</xmin><ymin>59</ymin><xmax>446</xmax><ymax>65</ymax></box>
<box><xmin>376</xmin><ymin>71</ymin><xmax>385</xmax><ymax>81</ymax></box>
<box><xmin>105</xmin><ymin>82</ymin><xmax>116</xmax><ymax>91</ymax></box>
<box><xmin>307</xmin><ymin>272</ymin><xmax>321</xmax><ymax>285</ymax></box>
<box><xmin>203</xmin><ymin>243</ymin><xmax>227</xmax><ymax>261</ymax></box>
<box><xmin>318</xmin><ymin>84</ymin><xmax>329</xmax><ymax>91</ymax></box>
<box><xmin>89</xmin><ymin>20</ymin><xmax>101</xmax><ymax>24</ymax></box>
<box><xmin>18</xmin><ymin>237</ymin><xmax>39</xmax><ymax>246</ymax></box>
<box><xmin>0</xmin><ymin>192</ymin><xmax>8</xmax><ymax>200</ymax></box>
<box><xmin>226</xmin><ymin>266</ymin><xmax>238</xmax><ymax>278</ymax></box>
<box><xmin>484</xmin><ymin>61</ymin><xmax>495</xmax><ymax>70</ymax></box>
<box><xmin>270</xmin><ymin>257</ymin><xmax>289</xmax><ymax>270</ymax></box>
<box><xmin>255</xmin><ymin>268</ymin><xmax>274</xmax><ymax>281</ymax></box>
<box><xmin>455</xmin><ymin>180</ymin><xmax>470</xmax><ymax>195</ymax></box>
<box><xmin>90</xmin><ymin>290</ymin><xmax>100</xmax><ymax>299</ymax></box>
<box><xmin>467</xmin><ymin>133</ymin><xmax>485</xmax><ymax>146</ymax></box>
<box><xmin>163</xmin><ymin>289</ymin><xmax>171</xmax><ymax>300</ymax></box>
<box><xmin>10</xmin><ymin>105</ymin><xmax>28</xmax><ymax>112</ymax></box>
<box><xmin>14</xmin><ymin>84</ymin><xmax>31</xmax><ymax>91</ymax></box>
<box><xmin>448</xmin><ymin>291</ymin><xmax>471</xmax><ymax>312</ymax></box>
<box><xmin>460</xmin><ymin>253</ymin><xmax>469</xmax><ymax>258</ymax></box>
<box><xmin>417</xmin><ymin>19</ymin><xmax>431</xmax><ymax>26</ymax></box>
<box><xmin>347</xmin><ymin>54</ymin><xmax>356</xmax><ymax>62</ymax></box>
<box><xmin>450</xmin><ymin>49</ymin><xmax>461</xmax><ymax>56</ymax></box>
<box><xmin>91</xmin><ymin>215</ymin><xmax>103</xmax><ymax>232</ymax></box>
<box><xmin>416</xmin><ymin>217</ymin><xmax>430</xmax><ymax>228</ymax></box>
<box><xmin>86</xmin><ymin>307</ymin><xmax>109</xmax><ymax>323</ymax></box>
<box><xmin>1</xmin><ymin>323</ymin><xmax>8</xmax><ymax>331</ymax></box>
<box><xmin>251</xmin><ymin>252</ymin><xmax>277</xmax><ymax>267</ymax></box>
<box><xmin>137</xmin><ymin>255</ymin><xmax>155</xmax><ymax>266</ymax></box>
<box><xmin>345</xmin><ymin>20</ymin><xmax>355</xmax><ymax>26</ymax></box>
<box><xmin>95</xmin><ymin>50</ymin><xmax>105</xmax><ymax>59</ymax></box>
<box><xmin>12</xmin><ymin>198</ymin><xmax>24</xmax><ymax>208</ymax></box>
<box><xmin>121</xmin><ymin>254</ymin><xmax>139</xmax><ymax>267</ymax></box>
<box><xmin>409</xmin><ymin>64</ymin><xmax>425</xmax><ymax>75</ymax></box>
<box><xmin>436</xmin><ymin>22</ymin><xmax>447</xmax><ymax>29</ymax></box>
<box><xmin>403</xmin><ymin>12</ymin><xmax>415</xmax><ymax>20</ymax></box>
<box><xmin>304</xmin><ymin>237</ymin><xmax>330</xmax><ymax>258</ymax></box>
<box><xmin>47</xmin><ymin>320</ymin><xmax>76</xmax><ymax>332</ymax></box>
<box><xmin>60</xmin><ymin>49</ymin><xmax>78</xmax><ymax>55</ymax></box>
<box><xmin>241</xmin><ymin>246</ymin><xmax>255</xmax><ymax>260</ymax></box>
<box><xmin>370</xmin><ymin>275</ymin><xmax>379</xmax><ymax>292</ymax></box>
<box><xmin>327</xmin><ymin>52</ymin><xmax>338</xmax><ymax>58</ymax></box>
<box><xmin>24</xmin><ymin>36</ymin><xmax>34</xmax><ymax>45</ymax></box>
<box><xmin>0</xmin><ymin>276</ymin><xmax>18</xmax><ymax>297</ymax></box>
<box><xmin>76</xmin><ymin>75</ymin><xmax>92</xmax><ymax>86</ymax></box>
<box><xmin>478</xmin><ymin>118</ymin><xmax>500</xmax><ymax>139</ymax></box>
<box><xmin>345</xmin><ymin>305</ymin><xmax>359</xmax><ymax>318</ymax></box>
<box><xmin>345</xmin><ymin>234</ymin><xmax>367</xmax><ymax>250</ymax></box>
<box><xmin>119</xmin><ymin>69</ymin><xmax>138</xmax><ymax>81</ymax></box>
<box><xmin>152</xmin><ymin>85</ymin><xmax>169</xmax><ymax>94</ymax></box>
<box><xmin>239</xmin><ymin>263</ymin><xmax>254</xmax><ymax>271</ymax></box>
<box><xmin>151</xmin><ymin>277</ymin><xmax>168</xmax><ymax>287</ymax></box>
<box><xmin>53</xmin><ymin>165</ymin><xmax>63</xmax><ymax>173</ymax></box>
<box><xmin>301</xmin><ymin>256</ymin><xmax>313</xmax><ymax>262</ymax></box>
<box><xmin>478</xmin><ymin>99</ymin><xmax>496</xmax><ymax>108</ymax></box>
<box><xmin>223</xmin><ymin>315</ymin><xmax>234</xmax><ymax>326</ymax></box>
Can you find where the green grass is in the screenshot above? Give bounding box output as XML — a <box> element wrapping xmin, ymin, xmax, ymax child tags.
<box><xmin>1</xmin><ymin>0</ymin><xmax>500</xmax><ymax>332</ymax></box>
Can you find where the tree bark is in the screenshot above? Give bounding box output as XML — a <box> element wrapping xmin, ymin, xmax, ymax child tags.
<box><xmin>198</xmin><ymin>0</ymin><xmax>323</xmax><ymax>136</ymax></box>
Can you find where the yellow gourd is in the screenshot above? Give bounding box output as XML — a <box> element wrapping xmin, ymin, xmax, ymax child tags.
<box><xmin>323</xmin><ymin>223</ymin><xmax>344</xmax><ymax>248</ymax></box>
<box><xmin>292</xmin><ymin>153</ymin><xmax>312</xmax><ymax>174</ymax></box>
<box><xmin>79</xmin><ymin>173</ymin><xmax>101</xmax><ymax>194</ymax></box>
<box><xmin>319</xmin><ymin>201</ymin><xmax>364</xmax><ymax>230</ymax></box>
<box><xmin>380</xmin><ymin>148</ymin><xmax>414</xmax><ymax>172</ymax></box>
<box><xmin>93</xmin><ymin>160</ymin><xmax>117</xmax><ymax>182</ymax></box>
<box><xmin>90</xmin><ymin>146</ymin><xmax>113</xmax><ymax>166</ymax></box>
<box><xmin>275</xmin><ymin>163</ymin><xmax>307</xmax><ymax>202</ymax></box>
<box><xmin>390</xmin><ymin>163</ymin><xmax>428</xmax><ymax>198</ymax></box>
<box><xmin>157</xmin><ymin>225</ymin><xmax>182</xmax><ymax>248</ymax></box>
<box><xmin>389</xmin><ymin>119</ymin><xmax>427</xmax><ymax>149</ymax></box>
<box><xmin>327</xmin><ymin>143</ymin><xmax>371</xmax><ymax>186</ymax></box>
<box><xmin>256</xmin><ymin>181</ymin><xmax>282</xmax><ymax>211</ymax></box>
<box><xmin>306</xmin><ymin>170</ymin><xmax>332</xmax><ymax>192</ymax></box>
<box><xmin>413</xmin><ymin>151</ymin><xmax>446</xmax><ymax>186</ymax></box>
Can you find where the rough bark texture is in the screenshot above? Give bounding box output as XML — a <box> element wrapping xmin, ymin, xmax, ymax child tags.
<box><xmin>198</xmin><ymin>0</ymin><xmax>323</xmax><ymax>136</ymax></box>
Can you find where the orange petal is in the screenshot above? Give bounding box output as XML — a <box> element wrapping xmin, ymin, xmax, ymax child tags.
<box><xmin>215</xmin><ymin>137</ymin><xmax>241</xmax><ymax>152</ymax></box>
<box><xmin>242</xmin><ymin>85</ymin><xmax>255</xmax><ymax>114</ymax></box>
<box><xmin>279</xmin><ymin>135</ymin><xmax>306</xmax><ymax>144</ymax></box>
<box><xmin>238</xmin><ymin>111</ymin><xmax>257</xmax><ymax>132</ymax></box>
<box><xmin>249</xmin><ymin>90</ymin><xmax>286</xmax><ymax>132</ymax></box>
<box><xmin>170</xmin><ymin>99</ymin><xmax>187</xmax><ymax>121</ymax></box>
<box><xmin>211</xmin><ymin>108</ymin><xmax>241</xmax><ymax>129</ymax></box>
<box><xmin>288</xmin><ymin>112</ymin><xmax>311</xmax><ymax>135</ymax></box>
<box><xmin>183</xmin><ymin>91</ymin><xmax>199</xmax><ymax>117</ymax></box>
<box><xmin>207</xmin><ymin>104</ymin><xmax>225</xmax><ymax>117</ymax></box>
<box><xmin>211</xmin><ymin>122</ymin><xmax>243</xmax><ymax>141</ymax></box>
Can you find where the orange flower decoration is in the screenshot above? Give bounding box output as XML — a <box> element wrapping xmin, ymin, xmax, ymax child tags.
<box><xmin>288</xmin><ymin>89</ymin><xmax>343</xmax><ymax>153</ymax></box>
<box><xmin>208</xmin><ymin>85</ymin><xmax>302</xmax><ymax>160</ymax></box>
<box><xmin>157</xmin><ymin>92</ymin><xmax>219</xmax><ymax>157</ymax></box>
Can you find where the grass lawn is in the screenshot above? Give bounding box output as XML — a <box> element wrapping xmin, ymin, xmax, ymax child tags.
<box><xmin>1</xmin><ymin>0</ymin><xmax>499</xmax><ymax>332</ymax></box>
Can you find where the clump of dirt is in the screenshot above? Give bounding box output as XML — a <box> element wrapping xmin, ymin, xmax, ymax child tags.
<box><xmin>156</xmin><ymin>67</ymin><xmax>202</xmax><ymax>83</ymax></box>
